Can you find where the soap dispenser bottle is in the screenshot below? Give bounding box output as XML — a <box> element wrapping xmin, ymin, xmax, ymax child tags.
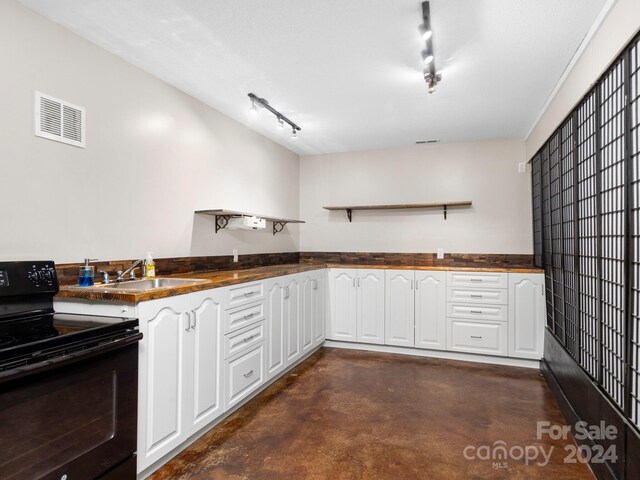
<box><xmin>145</xmin><ymin>252</ymin><xmax>156</xmax><ymax>279</ymax></box>
<box><xmin>78</xmin><ymin>258</ymin><xmax>98</xmax><ymax>286</ymax></box>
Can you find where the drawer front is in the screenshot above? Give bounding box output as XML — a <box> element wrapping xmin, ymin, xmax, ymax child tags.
<box><xmin>225</xmin><ymin>344</ymin><xmax>265</xmax><ymax>409</ymax></box>
<box><xmin>447</xmin><ymin>319</ymin><xmax>507</xmax><ymax>356</ymax></box>
<box><xmin>224</xmin><ymin>321</ymin><xmax>265</xmax><ymax>359</ymax></box>
<box><xmin>446</xmin><ymin>287</ymin><xmax>508</xmax><ymax>305</ymax></box>
<box><xmin>447</xmin><ymin>303</ymin><xmax>507</xmax><ymax>322</ymax></box>
<box><xmin>224</xmin><ymin>301</ymin><xmax>265</xmax><ymax>334</ymax></box>
<box><xmin>446</xmin><ymin>271</ymin><xmax>507</xmax><ymax>289</ymax></box>
<box><xmin>227</xmin><ymin>281</ymin><xmax>265</xmax><ymax>309</ymax></box>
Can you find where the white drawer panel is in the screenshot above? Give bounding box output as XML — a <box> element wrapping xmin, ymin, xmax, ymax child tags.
<box><xmin>224</xmin><ymin>321</ymin><xmax>265</xmax><ymax>359</ymax></box>
<box><xmin>446</xmin><ymin>271</ymin><xmax>507</xmax><ymax>289</ymax></box>
<box><xmin>225</xmin><ymin>344</ymin><xmax>265</xmax><ymax>410</ymax></box>
<box><xmin>447</xmin><ymin>319</ymin><xmax>507</xmax><ymax>356</ymax></box>
<box><xmin>224</xmin><ymin>301</ymin><xmax>265</xmax><ymax>334</ymax></box>
<box><xmin>446</xmin><ymin>287</ymin><xmax>508</xmax><ymax>305</ymax></box>
<box><xmin>227</xmin><ymin>281</ymin><xmax>265</xmax><ymax>309</ymax></box>
<box><xmin>447</xmin><ymin>303</ymin><xmax>507</xmax><ymax>322</ymax></box>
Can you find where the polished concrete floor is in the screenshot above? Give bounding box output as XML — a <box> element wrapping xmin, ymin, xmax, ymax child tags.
<box><xmin>151</xmin><ymin>348</ymin><xmax>594</xmax><ymax>480</ymax></box>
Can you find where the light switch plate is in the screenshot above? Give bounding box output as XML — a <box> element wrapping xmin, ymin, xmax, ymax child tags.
<box><xmin>233</xmin><ymin>249</ymin><xmax>238</xmax><ymax>262</ymax></box>
<box><xmin>437</xmin><ymin>248</ymin><xmax>445</xmax><ymax>260</ymax></box>
<box><xmin>518</xmin><ymin>162</ymin><xmax>526</xmax><ymax>173</ymax></box>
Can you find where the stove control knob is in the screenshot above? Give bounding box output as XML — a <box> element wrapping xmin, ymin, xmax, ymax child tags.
<box><xmin>44</xmin><ymin>269</ymin><xmax>55</xmax><ymax>281</ymax></box>
<box><xmin>28</xmin><ymin>271</ymin><xmax>39</xmax><ymax>283</ymax></box>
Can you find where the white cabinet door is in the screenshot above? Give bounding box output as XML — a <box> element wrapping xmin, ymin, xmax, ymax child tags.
<box><xmin>384</xmin><ymin>270</ymin><xmax>414</xmax><ymax>347</ymax></box>
<box><xmin>137</xmin><ymin>296</ymin><xmax>190</xmax><ymax>471</ymax></box>
<box><xmin>415</xmin><ymin>270</ymin><xmax>446</xmax><ymax>350</ymax></box>
<box><xmin>284</xmin><ymin>275</ymin><xmax>301</xmax><ymax>365</ymax></box>
<box><xmin>266</xmin><ymin>278</ymin><xmax>286</xmax><ymax>379</ymax></box>
<box><xmin>327</xmin><ymin>269</ymin><xmax>357</xmax><ymax>341</ymax></box>
<box><xmin>313</xmin><ymin>272</ymin><xmax>326</xmax><ymax>346</ymax></box>
<box><xmin>509</xmin><ymin>273</ymin><xmax>545</xmax><ymax>359</ymax></box>
<box><xmin>301</xmin><ymin>274</ymin><xmax>315</xmax><ymax>353</ymax></box>
<box><xmin>358</xmin><ymin>269</ymin><xmax>385</xmax><ymax>344</ymax></box>
<box><xmin>186</xmin><ymin>290</ymin><xmax>223</xmax><ymax>436</ymax></box>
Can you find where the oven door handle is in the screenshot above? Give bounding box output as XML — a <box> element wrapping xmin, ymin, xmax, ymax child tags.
<box><xmin>0</xmin><ymin>332</ymin><xmax>143</xmax><ymax>384</ymax></box>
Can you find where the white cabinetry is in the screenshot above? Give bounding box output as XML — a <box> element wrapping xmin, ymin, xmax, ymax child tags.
<box><xmin>357</xmin><ymin>269</ymin><xmax>385</xmax><ymax>344</ymax></box>
<box><xmin>266</xmin><ymin>277</ymin><xmax>286</xmax><ymax>379</ymax></box>
<box><xmin>137</xmin><ymin>288</ymin><xmax>223</xmax><ymax>472</ymax></box>
<box><xmin>508</xmin><ymin>273</ymin><xmax>545</xmax><ymax>359</ymax></box>
<box><xmin>283</xmin><ymin>275</ymin><xmax>301</xmax><ymax>365</ymax></box>
<box><xmin>385</xmin><ymin>270</ymin><xmax>414</xmax><ymax>347</ymax></box>
<box><xmin>415</xmin><ymin>270</ymin><xmax>446</xmax><ymax>350</ymax></box>
<box><xmin>301</xmin><ymin>270</ymin><xmax>326</xmax><ymax>354</ymax></box>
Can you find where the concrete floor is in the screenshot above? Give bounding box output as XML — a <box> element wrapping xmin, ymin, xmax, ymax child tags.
<box><xmin>151</xmin><ymin>348</ymin><xmax>594</xmax><ymax>480</ymax></box>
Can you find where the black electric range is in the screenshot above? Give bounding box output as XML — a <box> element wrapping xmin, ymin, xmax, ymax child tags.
<box><xmin>0</xmin><ymin>261</ymin><xmax>141</xmax><ymax>480</ymax></box>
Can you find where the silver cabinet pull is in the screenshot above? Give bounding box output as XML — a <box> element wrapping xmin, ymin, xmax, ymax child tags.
<box><xmin>470</xmin><ymin>310</ymin><xmax>483</xmax><ymax>314</ymax></box>
<box><xmin>191</xmin><ymin>312</ymin><xmax>197</xmax><ymax>330</ymax></box>
<box><xmin>313</xmin><ymin>279</ymin><xmax>318</xmax><ymax>290</ymax></box>
<box><xmin>243</xmin><ymin>291</ymin><xmax>256</xmax><ymax>297</ymax></box>
<box><xmin>470</xmin><ymin>278</ymin><xmax>483</xmax><ymax>283</ymax></box>
<box><xmin>243</xmin><ymin>370</ymin><xmax>254</xmax><ymax>378</ymax></box>
<box><xmin>410</xmin><ymin>279</ymin><xmax>414</xmax><ymax>290</ymax></box>
<box><xmin>358</xmin><ymin>277</ymin><xmax>361</xmax><ymax>287</ymax></box>
<box><xmin>353</xmin><ymin>278</ymin><xmax>356</xmax><ymax>288</ymax></box>
<box><xmin>243</xmin><ymin>312</ymin><xmax>256</xmax><ymax>320</ymax></box>
<box><xmin>470</xmin><ymin>335</ymin><xmax>483</xmax><ymax>339</ymax></box>
<box><xmin>284</xmin><ymin>286</ymin><xmax>290</xmax><ymax>299</ymax></box>
<box><xmin>185</xmin><ymin>312</ymin><xmax>192</xmax><ymax>332</ymax></box>
<box><xmin>243</xmin><ymin>334</ymin><xmax>258</xmax><ymax>343</ymax></box>
<box><xmin>470</xmin><ymin>294</ymin><xmax>483</xmax><ymax>299</ymax></box>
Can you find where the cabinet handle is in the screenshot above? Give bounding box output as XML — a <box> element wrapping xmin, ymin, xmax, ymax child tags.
<box><xmin>243</xmin><ymin>370</ymin><xmax>254</xmax><ymax>378</ymax></box>
<box><xmin>313</xmin><ymin>279</ymin><xmax>318</xmax><ymax>290</ymax></box>
<box><xmin>470</xmin><ymin>278</ymin><xmax>483</xmax><ymax>283</ymax></box>
<box><xmin>244</xmin><ymin>291</ymin><xmax>256</xmax><ymax>297</ymax></box>
<box><xmin>416</xmin><ymin>280</ymin><xmax>419</xmax><ymax>290</ymax></box>
<box><xmin>353</xmin><ymin>278</ymin><xmax>356</xmax><ymax>288</ymax></box>
<box><xmin>185</xmin><ymin>312</ymin><xmax>192</xmax><ymax>332</ymax></box>
<box><xmin>243</xmin><ymin>312</ymin><xmax>256</xmax><ymax>320</ymax></box>
<box><xmin>191</xmin><ymin>312</ymin><xmax>197</xmax><ymax>330</ymax></box>
<box><xmin>358</xmin><ymin>278</ymin><xmax>361</xmax><ymax>287</ymax></box>
<box><xmin>539</xmin><ymin>284</ymin><xmax>544</xmax><ymax>296</ymax></box>
<box><xmin>470</xmin><ymin>294</ymin><xmax>483</xmax><ymax>299</ymax></box>
<box><xmin>284</xmin><ymin>286</ymin><xmax>290</xmax><ymax>299</ymax></box>
<box><xmin>470</xmin><ymin>335</ymin><xmax>483</xmax><ymax>339</ymax></box>
<box><xmin>243</xmin><ymin>334</ymin><xmax>258</xmax><ymax>343</ymax></box>
<box><xmin>470</xmin><ymin>310</ymin><xmax>483</xmax><ymax>314</ymax></box>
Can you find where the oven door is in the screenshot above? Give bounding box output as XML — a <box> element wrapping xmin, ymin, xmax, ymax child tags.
<box><xmin>0</xmin><ymin>335</ymin><xmax>141</xmax><ymax>480</ymax></box>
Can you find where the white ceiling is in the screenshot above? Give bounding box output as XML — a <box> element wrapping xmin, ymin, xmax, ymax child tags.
<box><xmin>18</xmin><ymin>0</ymin><xmax>607</xmax><ymax>155</ymax></box>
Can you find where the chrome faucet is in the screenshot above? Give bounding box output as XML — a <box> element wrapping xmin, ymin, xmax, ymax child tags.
<box><xmin>116</xmin><ymin>259</ymin><xmax>144</xmax><ymax>282</ymax></box>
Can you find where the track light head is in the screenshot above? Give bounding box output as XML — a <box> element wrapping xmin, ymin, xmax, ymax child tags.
<box><xmin>291</xmin><ymin>127</ymin><xmax>298</xmax><ymax>139</ymax></box>
<box><xmin>249</xmin><ymin>99</ymin><xmax>258</xmax><ymax>116</ymax></box>
<box><xmin>277</xmin><ymin>116</ymin><xmax>284</xmax><ymax>128</ymax></box>
<box><xmin>422</xmin><ymin>51</ymin><xmax>434</xmax><ymax>65</ymax></box>
<box><xmin>419</xmin><ymin>25</ymin><xmax>432</xmax><ymax>42</ymax></box>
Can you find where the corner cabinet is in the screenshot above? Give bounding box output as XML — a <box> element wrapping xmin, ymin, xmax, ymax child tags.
<box><xmin>508</xmin><ymin>273</ymin><xmax>545</xmax><ymax>359</ymax></box>
<box><xmin>137</xmin><ymin>289</ymin><xmax>223</xmax><ymax>472</ymax></box>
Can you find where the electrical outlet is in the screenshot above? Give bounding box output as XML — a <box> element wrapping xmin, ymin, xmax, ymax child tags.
<box><xmin>518</xmin><ymin>162</ymin><xmax>526</xmax><ymax>173</ymax></box>
<box><xmin>437</xmin><ymin>248</ymin><xmax>445</xmax><ymax>260</ymax></box>
<box><xmin>233</xmin><ymin>249</ymin><xmax>238</xmax><ymax>263</ymax></box>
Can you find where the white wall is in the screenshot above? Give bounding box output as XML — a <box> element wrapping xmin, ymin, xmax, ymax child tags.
<box><xmin>526</xmin><ymin>0</ymin><xmax>640</xmax><ymax>157</ymax></box>
<box><xmin>299</xmin><ymin>139</ymin><xmax>531</xmax><ymax>254</ymax></box>
<box><xmin>0</xmin><ymin>0</ymin><xmax>299</xmax><ymax>264</ymax></box>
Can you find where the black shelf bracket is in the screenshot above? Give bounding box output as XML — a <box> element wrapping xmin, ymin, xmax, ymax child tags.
<box><xmin>443</xmin><ymin>205</ymin><xmax>447</xmax><ymax>220</ymax></box>
<box><xmin>215</xmin><ymin>215</ymin><xmax>230</xmax><ymax>233</ymax></box>
<box><xmin>346</xmin><ymin>209</ymin><xmax>352</xmax><ymax>222</ymax></box>
<box><xmin>273</xmin><ymin>221</ymin><xmax>287</xmax><ymax>236</ymax></box>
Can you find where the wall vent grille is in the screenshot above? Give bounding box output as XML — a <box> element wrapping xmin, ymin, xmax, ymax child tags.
<box><xmin>35</xmin><ymin>92</ymin><xmax>85</xmax><ymax>148</ymax></box>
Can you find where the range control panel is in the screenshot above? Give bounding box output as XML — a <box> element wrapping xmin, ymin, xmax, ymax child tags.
<box><xmin>0</xmin><ymin>261</ymin><xmax>59</xmax><ymax>297</ymax></box>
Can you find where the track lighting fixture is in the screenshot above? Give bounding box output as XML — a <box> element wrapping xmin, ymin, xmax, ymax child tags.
<box><xmin>247</xmin><ymin>93</ymin><xmax>301</xmax><ymax>137</ymax></box>
<box><xmin>419</xmin><ymin>1</ymin><xmax>441</xmax><ymax>93</ymax></box>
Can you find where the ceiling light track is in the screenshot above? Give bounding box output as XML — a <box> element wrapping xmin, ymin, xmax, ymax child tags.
<box><xmin>419</xmin><ymin>1</ymin><xmax>441</xmax><ymax>94</ymax></box>
<box><xmin>248</xmin><ymin>93</ymin><xmax>301</xmax><ymax>138</ymax></box>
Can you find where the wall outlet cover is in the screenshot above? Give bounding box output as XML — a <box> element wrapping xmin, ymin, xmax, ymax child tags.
<box><xmin>437</xmin><ymin>248</ymin><xmax>445</xmax><ymax>260</ymax></box>
<box><xmin>233</xmin><ymin>249</ymin><xmax>238</xmax><ymax>262</ymax></box>
<box><xmin>518</xmin><ymin>162</ymin><xmax>526</xmax><ymax>173</ymax></box>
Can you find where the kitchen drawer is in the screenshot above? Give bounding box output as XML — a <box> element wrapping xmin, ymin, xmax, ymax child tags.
<box><xmin>224</xmin><ymin>321</ymin><xmax>265</xmax><ymax>359</ymax></box>
<box><xmin>447</xmin><ymin>303</ymin><xmax>507</xmax><ymax>322</ymax></box>
<box><xmin>447</xmin><ymin>319</ymin><xmax>507</xmax><ymax>356</ymax></box>
<box><xmin>224</xmin><ymin>300</ymin><xmax>265</xmax><ymax>334</ymax></box>
<box><xmin>225</xmin><ymin>344</ymin><xmax>265</xmax><ymax>410</ymax></box>
<box><xmin>227</xmin><ymin>281</ymin><xmax>265</xmax><ymax>309</ymax></box>
<box><xmin>446</xmin><ymin>271</ymin><xmax>507</xmax><ymax>289</ymax></box>
<box><xmin>446</xmin><ymin>287</ymin><xmax>508</xmax><ymax>305</ymax></box>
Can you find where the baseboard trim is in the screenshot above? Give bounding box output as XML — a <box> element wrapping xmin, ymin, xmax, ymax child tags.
<box><xmin>324</xmin><ymin>340</ymin><xmax>541</xmax><ymax>369</ymax></box>
<box><xmin>137</xmin><ymin>345</ymin><xmax>323</xmax><ymax>479</ymax></box>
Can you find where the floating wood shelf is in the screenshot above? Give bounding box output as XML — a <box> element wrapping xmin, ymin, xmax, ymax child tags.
<box><xmin>322</xmin><ymin>202</ymin><xmax>472</xmax><ymax>221</ymax></box>
<box><xmin>195</xmin><ymin>209</ymin><xmax>305</xmax><ymax>235</ymax></box>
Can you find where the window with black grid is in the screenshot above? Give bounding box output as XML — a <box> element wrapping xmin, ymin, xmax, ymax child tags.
<box><xmin>629</xmin><ymin>38</ymin><xmax>640</xmax><ymax>427</ymax></box>
<box><xmin>576</xmin><ymin>91</ymin><xmax>600</xmax><ymax>379</ymax></box>
<box><xmin>532</xmin><ymin>153</ymin><xmax>544</xmax><ymax>268</ymax></box>
<box><xmin>561</xmin><ymin>117</ymin><xmax>578</xmax><ymax>357</ymax></box>
<box><xmin>599</xmin><ymin>58</ymin><xmax>627</xmax><ymax>408</ymax></box>
<box><xmin>541</xmin><ymin>143</ymin><xmax>555</xmax><ymax>331</ymax></box>
<box><xmin>550</xmin><ymin>132</ymin><xmax>565</xmax><ymax>341</ymax></box>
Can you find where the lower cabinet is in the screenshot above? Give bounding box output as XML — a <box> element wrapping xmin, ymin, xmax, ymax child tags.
<box><xmin>415</xmin><ymin>271</ymin><xmax>446</xmax><ymax>350</ymax></box>
<box><xmin>508</xmin><ymin>273</ymin><xmax>545</xmax><ymax>359</ymax></box>
<box><xmin>301</xmin><ymin>270</ymin><xmax>326</xmax><ymax>354</ymax></box>
<box><xmin>137</xmin><ymin>289</ymin><xmax>223</xmax><ymax>472</ymax></box>
<box><xmin>284</xmin><ymin>275</ymin><xmax>301</xmax><ymax>365</ymax></box>
<box><xmin>357</xmin><ymin>270</ymin><xmax>385</xmax><ymax>344</ymax></box>
<box><xmin>446</xmin><ymin>318</ymin><xmax>508</xmax><ymax>356</ymax></box>
<box><xmin>224</xmin><ymin>343</ymin><xmax>265</xmax><ymax>410</ymax></box>
<box><xmin>385</xmin><ymin>270</ymin><xmax>415</xmax><ymax>347</ymax></box>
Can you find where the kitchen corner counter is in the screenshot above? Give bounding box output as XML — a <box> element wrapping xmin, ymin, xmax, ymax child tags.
<box><xmin>56</xmin><ymin>262</ymin><xmax>543</xmax><ymax>304</ymax></box>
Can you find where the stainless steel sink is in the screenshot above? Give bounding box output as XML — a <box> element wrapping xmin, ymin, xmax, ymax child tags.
<box><xmin>100</xmin><ymin>278</ymin><xmax>207</xmax><ymax>291</ymax></box>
